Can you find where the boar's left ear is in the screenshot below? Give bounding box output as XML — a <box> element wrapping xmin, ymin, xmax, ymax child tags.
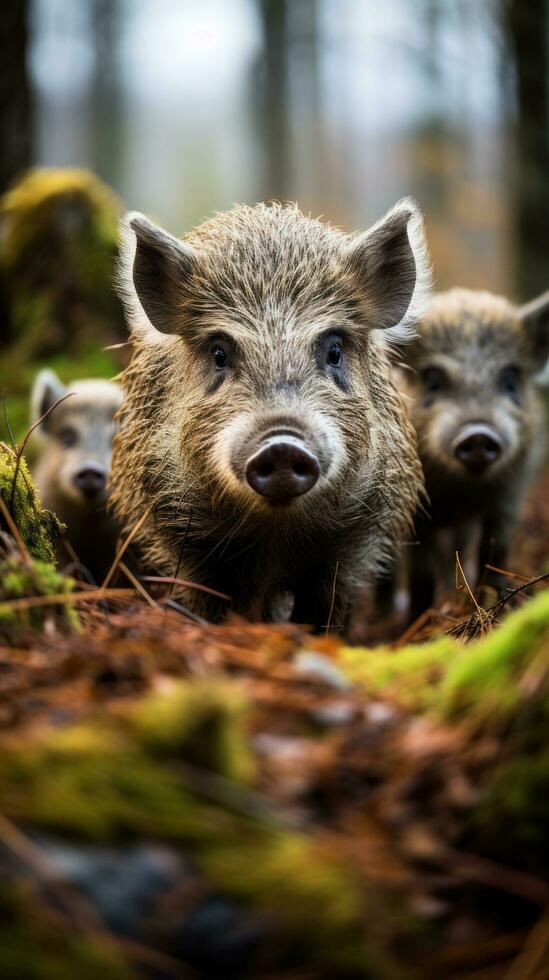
<box><xmin>31</xmin><ymin>369</ymin><xmax>67</xmax><ymax>432</ymax></box>
<box><xmin>346</xmin><ymin>198</ymin><xmax>431</xmax><ymax>338</ymax></box>
<box><xmin>117</xmin><ymin>211</ymin><xmax>200</xmax><ymax>336</ymax></box>
<box><xmin>519</xmin><ymin>291</ymin><xmax>549</xmax><ymax>371</ymax></box>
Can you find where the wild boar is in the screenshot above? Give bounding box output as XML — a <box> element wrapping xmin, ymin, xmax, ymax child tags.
<box><xmin>397</xmin><ymin>288</ymin><xmax>549</xmax><ymax>619</ymax></box>
<box><xmin>111</xmin><ymin>200</ymin><xmax>431</xmax><ymax>628</ymax></box>
<box><xmin>31</xmin><ymin>370</ymin><xmax>123</xmax><ymax>582</ymax></box>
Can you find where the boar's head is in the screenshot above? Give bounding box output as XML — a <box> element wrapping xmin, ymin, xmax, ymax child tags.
<box><xmin>399</xmin><ymin>288</ymin><xmax>549</xmax><ymax>482</ymax></box>
<box><xmin>31</xmin><ymin>370</ymin><xmax>122</xmax><ymax>508</ymax></box>
<box><xmin>115</xmin><ymin>201</ymin><xmax>429</xmax><ymax>541</ymax></box>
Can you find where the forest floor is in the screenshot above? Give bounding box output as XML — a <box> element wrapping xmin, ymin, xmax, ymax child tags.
<box><xmin>1</xmin><ymin>469</ymin><xmax>549</xmax><ymax>979</ymax></box>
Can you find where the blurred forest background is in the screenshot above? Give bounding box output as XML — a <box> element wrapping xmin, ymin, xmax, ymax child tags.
<box><xmin>0</xmin><ymin>0</ymin><xmax>548</xmax><ymax>435</ymax></box>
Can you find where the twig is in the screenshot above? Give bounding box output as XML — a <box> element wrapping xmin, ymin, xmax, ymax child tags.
<box><xmin>9</xmin><ymin>392</ymin><xmax>75</xmax><ymax>514</ymax></box>
<box><xmin>484</xmin><ymin>563</ymin><xmax>532</xmax><ymax>584</ymax></box>
<box><xmin>1</xmin><ymin>389</ymin><xmax>17</xmax><ymax>450</ymax></box>
<box><xmin>0</xmin><ymin>587</ymin><xmax>136</xmax><ymax>614</ymax></box>
<box><xmin>444</xmin><ymin>848</ymin><xmax>549</xmax><ymax>907</ymax></box>
<box><xmin>142</xmin><ymin>575</ymin><xmax>230</xmax><ymax>601</ymax></box>
<box><xmin>100</xmin><ymin>504</ymin><xmax>153</xmax><ymax>593</ymax></box>
<box><xmin>394</xmin><ymin>607</ymin><xmax>437</xmax><ymax>647</ymax></box>
<box><xmin>162</xmin><ymin>597</ymin><xmax>208</xmax><ymax>624</ymax></box>
<box><xmin>325</xmin><ymin>561</ymin><xmax>339</xmax><ymax>634</ymax></box>
<box><xmin>119</xmin><ymin>560</ymin><xmax>158</xmax><ymax>609</ymax></box>
<box><xmin>497</xmin><ymin>570</ymin><xmax>549</xmax><ymax>609</ymax></box>
<box><xmin>455</xmin><ymin>550</ymin><xmax>490</xmax><ymax>632</ymax></box>
<box><xmin>503</xmin><ymin>910</ymin><xmax>549</xmax><ymax>980</ymax></box>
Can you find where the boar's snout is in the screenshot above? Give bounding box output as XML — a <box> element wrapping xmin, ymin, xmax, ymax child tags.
<box><xmin>245</xmin><ymin>434</ymin><xmax>320</xmax><ymax>503</ymax></box>
<box><xmin>452</xmin><ymin>424</ymin><xmax>503</xmax><ymax>476</ymax></box>
<box><xmin>73</xmin><ymin>463</ymin><xmax>108</xmax><ymax>500</ymax></box>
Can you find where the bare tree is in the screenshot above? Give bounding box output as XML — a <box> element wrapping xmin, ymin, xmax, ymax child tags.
<box><xmin>504</xmin><ymin>0</ymin><xmax>549</xmax><ymax>298</ymax></box>
<box><xmin>0</xmin><ymin>0</ymin><xmax>32</xmax><ymax>194</ymax></box>
<box><xmin>255</xmin><ymin>0</ymin><xmax>292</xmax><ymax>201</ymax></box>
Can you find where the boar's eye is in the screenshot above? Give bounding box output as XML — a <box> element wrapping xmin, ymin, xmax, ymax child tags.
<box><xmin>420</xmin><ymin>366</ymin><xmax>447</xmax><ymax>395</ymax></box>
<box><xmin>327</xmin><ymin>341</ymin><xmax>343</xmax><ymax>367</ymax></box>
<box><xmin>499</xmin><ymin>365</ymin><xmax>521</xmax><ymax>401</ymax></box>
<box><xmin>212</xmin><ymin>346</ymin><xmax>228</xmax><ymax>370</ymax></box>
<box><xmin>316</xmin><ymin>332</ymin><xmax>348</xmax><ymax>389</ymax></box>
<box><xmin>59</xmin><ymin>426</ymin><xmax>78</xmax><ymax>448</ymax></box>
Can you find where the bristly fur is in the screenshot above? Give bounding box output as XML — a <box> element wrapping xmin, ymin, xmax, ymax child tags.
<box><xmin>111</xmin><ymin>201</ymin><xmax>429</xmax><ymax>627</ymax></box>
<box><xmin>395</xmin><ymin>287</ymin><xmax>547</xmax><ymax>619</ymax></box>
<box><xmin>31</xmin><ymin>373</ymin><xmax>122</xmax><ymax>583</ymax></box>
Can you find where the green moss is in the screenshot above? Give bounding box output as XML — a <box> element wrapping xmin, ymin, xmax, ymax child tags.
<box><xmin>439</xmin><ymin>590</ymin><xmax>549</xmax><ymax>724</ymax></box>
<box><xmin>473</xmin><ymin>752</ymin><xmax>549</xmax><ymax>873</ymax></box>
<box><xmin>198</xmin><ymin>833</ymin><xmax>402</xmax><ymax>977</ymax></box>
<box><xmin>335</xmin><ymin>594</ymin><xmax>549</xmax><ymax>725</ymax></box>
<box><xmin>336</xmin><ymin>636</ymin><xmax>457</xmax><ymax>711</ymax></box>
<box><xmin>0</xmin><ymin>556</ymin><xmax>79</xmax><ymax>641</ymax></box>
<box><xmin>127</xmin><ymin>679</ymin><xmax>255</xmax><ymax>782</ymax></box>
<box><xmin>0</xmin><ymin>442</ymin><xmax>64</xmax><ymax>561</ymax></box>
<box><xmin>0</xmin><ymin>887</ymin><xmax>135</xmax><ymax>980</ymax></box>
<box><xmin>0</xmin><ymin>683</ymin><xmax>408</xmax><ymax>978</ymax></box>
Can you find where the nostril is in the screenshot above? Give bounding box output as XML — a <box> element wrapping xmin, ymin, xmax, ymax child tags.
<box><xmin>245</xmin><ymin>437</ymin><xmax>320</xmax><ymax>502</ymax></box>
<box><xmin>453</xmin><ymin>425</ymin><xmax>503</xmax><ymax>473</ymax></box>
<box><xmin>74</xmin><ymin>466</ymin><xmax>108</xmax><ymax>497</ymax></box>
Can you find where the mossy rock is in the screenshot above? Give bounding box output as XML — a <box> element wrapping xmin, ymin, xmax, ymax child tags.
<box><xmin>0</xmin><ymin>680</ymin><xmax>401</xmax><ymax>979</ymax></box>
<box><xmin>0</xmin><ymin>555</ymin><xmax>79</xmax><ymax>642</ymax></box>
<box><xmin>0</xmin><ymin>441</ymin><xmax>63</xmax><ymax>562</ymax></box>
<box><xmin>0</xmin><ymin>442</ymin><xmax>77</xmax><ymax>640</ymax></box>
<box><xmin>337</xmin><ymin>591</ymin><xmax>549</xmax><ymax>873</ymax></box>
<box><xmin>336</xmin><ymin>589</ymin><xmax>549</xmax><ymax>724</ymax></box>
<box><xmin>0</xmin><ymin>168</ymin><xmax>125</xmax><ymax>357</ymax></box>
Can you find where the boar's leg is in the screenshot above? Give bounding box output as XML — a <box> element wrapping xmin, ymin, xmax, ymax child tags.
<box><xmin>477</xmin><ymin>513</ymin><xmax>513</xmax><ymax>598</ymax></box>
<box><xmin>374</xmin><ymin>573</ymin><xmax>397</xmax><ymax>620</ymax></box>
<box><xmin>408</xmin><ymin>532</ymin><xmax>437</xmax><ymax>623</ymax></box>
<box><xmin>291</xmin><ymin>569</ymin><xmax>348</xmax><ymax>633</ymax></box>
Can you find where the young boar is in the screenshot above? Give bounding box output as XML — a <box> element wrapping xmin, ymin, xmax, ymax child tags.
<box><xmin>397</xmin><ymin>288</ymin><xmax>549</xmax><ymax>619</ymax></box>
<box><xmin>111</xmin><ymin>200</ymin><xmax>431</xmax><ymax>628</ymax></box>
<box><xmin>31</xmin><ymin>370</ymin><xmax>123</xmax><ymax>582</ymax></box>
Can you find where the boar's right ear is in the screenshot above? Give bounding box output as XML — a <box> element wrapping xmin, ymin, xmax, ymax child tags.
<box><xmin>346</xmin><ymin>198</ymin><xmax>431</xmax><ymax>339</ymax></box>
<box><xmin>117</xmin><ymin>211</ymin><xmax>199</xmax><ymax>336</ymax></box>
<box><xmin>519</xmin><ymin>291</ymin><xmax>549</xmax><ymax>371</ymax></box>
<box><xmin>31</xmin><ymin>369</ymin><xmax>66</xmax><ymax>432</ymax></box>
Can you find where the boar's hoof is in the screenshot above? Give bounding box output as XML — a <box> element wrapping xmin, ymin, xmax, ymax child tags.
<box><xmin>73</xmin><ymin>464</ymin><xmax>108</xmax><ymax>499</ymax></box>
<box><xmin>453</xmin><ymin>424</ymin><xmax>502</xmax><ymax>476</ymax></box>
<box><xmin>245</xmin><ymin>435</ymin><xmax>319</xmax><ymax>503</ymax></box>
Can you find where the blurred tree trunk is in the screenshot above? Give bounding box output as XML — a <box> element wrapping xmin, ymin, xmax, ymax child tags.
<box><xmin>256</xmin><ymin>0</ymin><xmax>291</xmax><ymax>201</ymax></box>
<box><xmin>89</xmin><ymin>0</ymin><xmax>123</xmax><ymax>189</ymax></box>
<box><xmin>0</xmin><ymin>0</ymin><xmax>32</xmax><ymax>193</ymax></box>
<box><xmin>504</xmin><ymin>0</ymin><xmax>549</xmax><ymax>299</ymax></box>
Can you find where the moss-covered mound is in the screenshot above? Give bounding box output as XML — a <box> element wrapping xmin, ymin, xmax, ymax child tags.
<box><xmin>0</xmin><ymin>594</ymin><xmax>548</xmax><ymax>977</ymax></box>
<box><xmin>0</xmin><ymin>168</ymin><xmax>125</xmax><ymax>357</ymax></box>
<box><xmin>0</xmin><ymin>442</ymin><xmax>79</xmax><ymax>641</ymax></box>
<box><xmin>0</xmin><ymin>441</ymin><xmax>63</xmax><ymax>562</ymax></box>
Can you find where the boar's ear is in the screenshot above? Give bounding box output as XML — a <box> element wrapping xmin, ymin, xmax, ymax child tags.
<box><xmin>346</xmin><ymin>198</ymin><xmax>431</xmax><ymax>338</ymax></box>
<box><xmin>519</xmin><ymin>291</ymin><xmax>549</xmax><ymax>371</ymax></box>
<box><xmin>117</xmin><ymin>211</ymin><xmax>199</xmax><ymax>336</ymax></box>
<box><xmin>31</xmin><ymin>369</ymin><xmax>66</xmax><ymax>432</ymax></box>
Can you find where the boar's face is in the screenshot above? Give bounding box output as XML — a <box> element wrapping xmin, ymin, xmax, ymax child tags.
<box><xmin>400</xmin><ymin>289</ymin><xmax>549</xmax><ymax>480</ymax></box>
<box><xmin>117</xmin><ymin>201</ymin><xmax>430</xmax><ymax>519</ymax></box>
<box><xmin>31</xmin><ymin>371</ymin><xmax>123</xmax><ymax>508</ymax></box>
